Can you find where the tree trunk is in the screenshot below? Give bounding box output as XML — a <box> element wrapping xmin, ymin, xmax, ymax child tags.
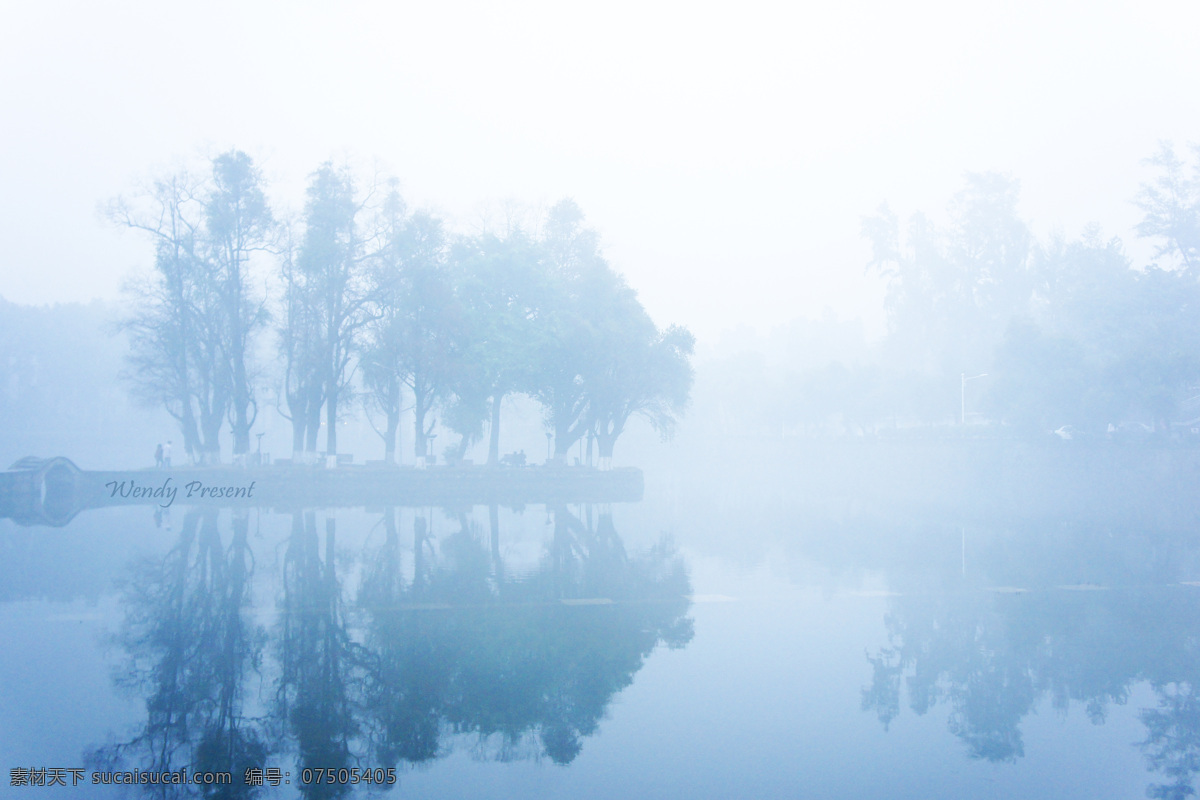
<box><xmin>230</xmin><ymin>332</ymin><xmax>252</xmax><ymax>456</ymax></box>
<box><xmin>200</xmin><ymin>405</ymin><xmax>224</xmax><ymax>464</ymax></box>
<box><xmin>383</xmin><ymin>376</ymin><xmax>400</xmax><ymax>464</ymax></box>
<box><xmin>487</xmin><ymin>394</ymin><xmax>502</xmax><ymax>466</ymax></box>
<box><xmin>286</xmin><ymin>378</ymin><xmax>309</xmax><ymax>459</ymax></box>
<box><xmin>384</xmin><ymin>408</ymin><xmax>398</xmax><ymax>465</ymax></box>
<box><xmin>326</xmin><ymin>386</ymin><xmax>338</xmax><ymax>457</ymax></box>
<box><xmin>291</xmin><ymin>403</ymin><xmax>307</xmax><ymax>458</ymax></box>
<box><xmin>179</xmin><ymin>401</ymin><xmax>201</xmax><ymax>465</ymax></box>
<box><xmin>231</xmin><ymin>404</ymin><xmax>250</xmax><ymax>456</ymax></box>
<box><xmin>597</xmin><ymin>430</ymin><xmax>616</xmax><ymax>471</ymax></box>
<box><xmin>383</xmin><ymin>507</ymin><xmax>397</xmax><ymax>546</ymax></box>
<box><xmin>413</xmin><ymin>391</ymin><xmax>429</xmax><ymax>462</ymax></box>
<box><xmin>554</xmin><ymin>415</ymin><xmax>573</xmax><ymax>459</ymax></box>
<box><xmin>304</xmin><ymin>387</ymin><xmax>322</xmax><ymax>460</ymax></box>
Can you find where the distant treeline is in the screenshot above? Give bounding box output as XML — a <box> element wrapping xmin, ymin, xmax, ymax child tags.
<box><xmin>108</xmin><ymin>153</ymin><xmax>693</xmax><ymax>467</ymax></box>
<box><xmin>0</xmin><ymin>298</ymin><xmax>156</xmax><ymax>467</ymax></box>
<box><xmin>704</xmin><ymin>144</ymin><xmax>1200</xmax><ymax>439</ymax></box>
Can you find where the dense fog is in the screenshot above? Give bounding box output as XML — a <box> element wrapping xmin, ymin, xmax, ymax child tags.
<box><xmin>5</xmin><ymin>143</ymin><xmax>1200</xmax><ymax>470</ymax></box>
<box><xmin>5</xmin><ymin>3</ymin><xmax>1200</xmax><ymax>798</ymax></box>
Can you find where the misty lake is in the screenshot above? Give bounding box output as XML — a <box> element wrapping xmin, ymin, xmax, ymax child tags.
<box><xmin>3</xmin><ymin>443</ymin><xmax>1196</xmax><ymax>799</ymax></box>
<box><xmin>8</xmin><ymin>2</ymin><xmax>1200</xmax><ymax>796</ymax></box>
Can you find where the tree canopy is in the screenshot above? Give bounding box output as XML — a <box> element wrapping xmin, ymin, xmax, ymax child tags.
<box><xmin>110</xmin><ymin>157</ymin><xmax>693</xmax><ymax>466</ymax></box>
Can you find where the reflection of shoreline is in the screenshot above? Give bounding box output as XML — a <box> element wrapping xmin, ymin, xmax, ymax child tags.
<box><xmin>0</xmin><ymin>457</ymin><xmax>644</xmax><ymax>526</ymax></box>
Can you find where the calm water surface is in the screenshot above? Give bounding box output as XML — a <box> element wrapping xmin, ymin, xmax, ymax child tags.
<box><xmin>2</xmin><ymin>474</ymin><xmax>1195</xmax><ymax>798</ymax></box>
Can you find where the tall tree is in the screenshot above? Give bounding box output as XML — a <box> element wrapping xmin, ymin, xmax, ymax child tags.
<box><xmin>587</xmin><ymin>321</ymin><xmax>695</xmax><ymax>468</ymax></box>
<box><xmin>369</xmin><ymin>210</ymin><xmax>461</xmax><ymax>462</ymax></box>
<box><xmin>360</xmin><ymin>181</ymin><xmax>409</xmax><ymax>464</ymax></box>
<box><xmin>279</xmin><ymin>226</ymin><xmax>326</xmax><ymax>460</ymax></box>
<box><xmin>293</xmin><ymin>161</ymin><xmax>373</xmax><ymax>460</ymax></box>
<box><xmin>108</xmin><ymin>169</ymin><xmax>230</xmax><ymax>464</ymax></box>
<box><xmin>113</xmin><ymin>175</ymin><xmax>204</xmax><ymax>460</ymax></box>
<box><xmin>864</xmin><ymin>173</ymin><xmax>1032</xmax><ymax>377</ymax></box>
<box><xmin>204</xmin><ymin>151</ymin><xmax>275</xmax><ymax>460</ymax></box>
<box><xmin>530</xmin><ymin>199</ymin><xmax>695</xmax><ymax>463</ymax></box>
<box><xmin>448</xmin><ymin>229</ymin><xmax>546</xmax><ymax>465</ymax></box>
<box><xmin>534</xmin><ymin>200</ymin><xmax>605</xmax><ymax>459</ymax></box>
<box><xmin>991</xmin><ymin>227</ymin><xmax>1200</xmax><ymax>431</ymax></box>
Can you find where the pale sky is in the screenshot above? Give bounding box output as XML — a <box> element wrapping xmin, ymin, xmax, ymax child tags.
<box><xmin>2</xmin><ymin>0</ymin><xmax>1198</xmax><ymax>343</ymax></box>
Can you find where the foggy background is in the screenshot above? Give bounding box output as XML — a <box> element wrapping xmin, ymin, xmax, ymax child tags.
<box><xmin>7</xmin><ymin>6</ymin><xmax>1200</xmax><ymax>795</ymax></box>
<box><xmin>5</xmin><ymin>0</ymin><xmax>1199</xmax><ymax>339</ymax></box>
<box><xmin>4</xmin><ymin>0</ymin><xmax>1200</xmax><ymax>470</ymax></box>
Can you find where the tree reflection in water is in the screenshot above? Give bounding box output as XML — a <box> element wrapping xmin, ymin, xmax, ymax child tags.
<box><xmin>357</xmin><ymin>505</ymin><xmax>693</xmax><ymax>769</ymax></box>
<box><xmin>90</xmin><ymin>509</ymin><xmax>267</xmax><ymax>798</ymax></box>
<box><xmin>1140</xmin><ymin>683</ymin><xmax>1200</xmax><ymax>800</ymax></box>
<box><xmin>857</xmin><ymin>520</ymin><xmax>1200</xmax><ymax>797</ymax></box>
<box><xmin>277</xmin><ymin>511</ymin><xmax>357</xmax><ymax>799</ymax></box>
<box><xmin>93</xmin><ymin>503</ymin><xmax>693</xmax><ymax>795</ymax></box>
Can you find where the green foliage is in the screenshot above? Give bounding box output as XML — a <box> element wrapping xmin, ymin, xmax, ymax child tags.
<box><xmin>444</xmin><ymin>228</ymin><xmax>548</xmax><ymax>462</ymax></box>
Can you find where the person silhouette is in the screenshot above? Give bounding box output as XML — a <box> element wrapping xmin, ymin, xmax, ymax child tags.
<box><xmin>163</xmin><ymin>441</ymin><xmax>172</xmax><ymax>469</ymax></box>
<box><xmin>154</xmin><ymin>443</ymin><xmax>163</xmax><ymax>469</ymax></box>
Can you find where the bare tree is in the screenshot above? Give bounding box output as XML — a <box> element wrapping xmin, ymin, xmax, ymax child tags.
<box><xmin>360</xmin><ymin>181</ymin><xmax>410</xmax><ymax>464</ymax></box>
<box><xmin>108</xmin><ymin>170</ymin><xmax>227</xmax><ymax>464</ymax></box>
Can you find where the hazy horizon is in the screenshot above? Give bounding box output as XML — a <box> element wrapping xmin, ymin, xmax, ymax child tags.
<box><xmin>5</xmin><ymin>0</ymin><xmax>1199</xmax><ymax>344</ymax></box>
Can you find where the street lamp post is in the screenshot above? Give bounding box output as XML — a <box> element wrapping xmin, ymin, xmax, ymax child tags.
<box><xmin>961</xmin><ymin>373</ymin><xmax>988</xmax><ymax>425</ymax></box>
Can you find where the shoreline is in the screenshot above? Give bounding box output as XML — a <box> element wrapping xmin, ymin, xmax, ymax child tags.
<box><xmin>0</xmin><ymin>458</ymin><xmax>645</xmax><ymax>527</ymax></box>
